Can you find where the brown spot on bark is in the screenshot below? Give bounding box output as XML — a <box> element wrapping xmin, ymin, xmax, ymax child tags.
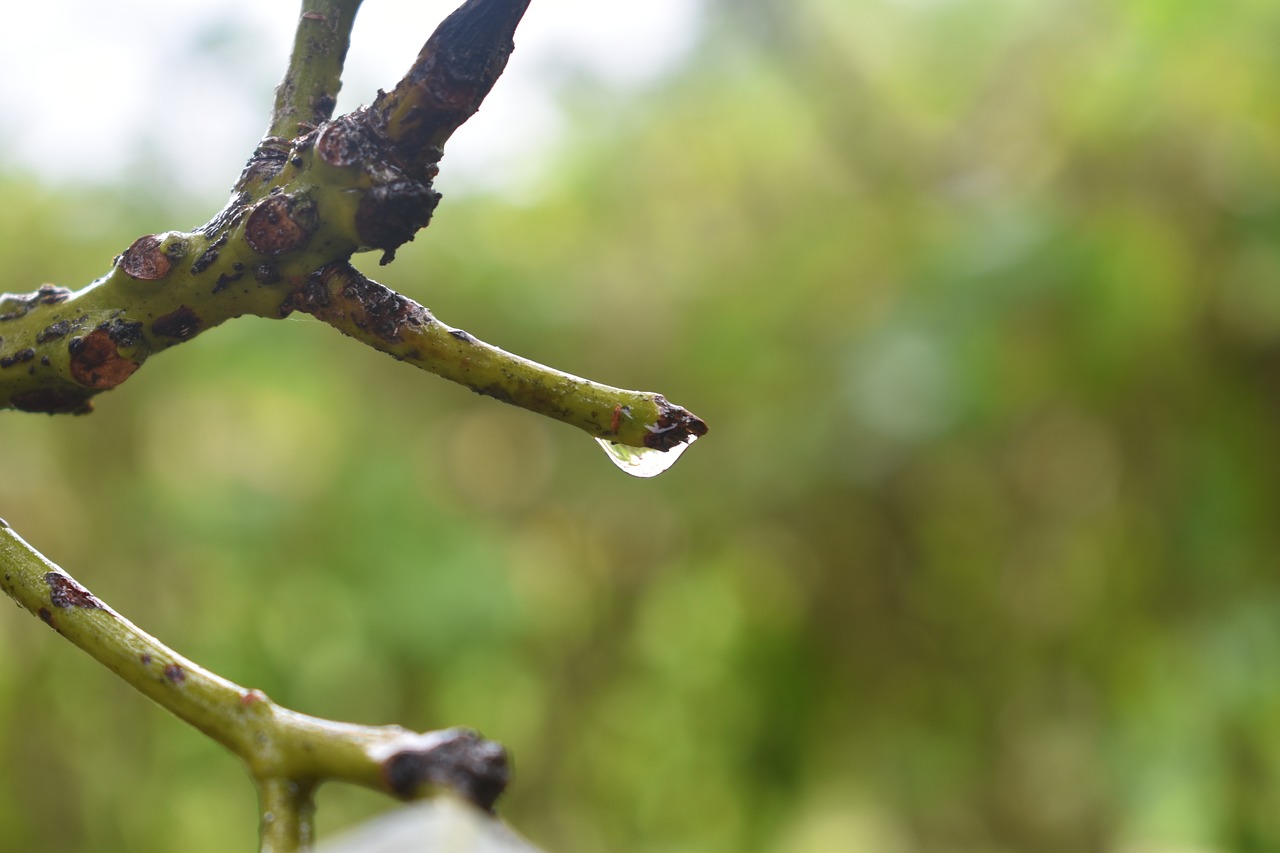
<box><xmin>240</xmin><ymin>689</ymin><xmax>266</xmax><ymax>706</ymax></box>
<box><xmin>254</xmin><ymin>264</ymin><xmax>282</xmax><ymax>285</ymax></box>
<box><xmin>316</xmin><ymin>116</ymin><xmax>373</xmax><ymax>167</ymax></box>
<box><xmin>10</xmin><ymin>389</ymin><xmax>93</xmax><ymax>415</ymax></box>
<box><xmin>121</xmin><ymin>234</ymin><xmax>172</xmax><ymax>280</ymax></box>
<box><xmin>36</xmin><ymin>285</ymin><xmax>71</xmax><ymax>305</ymax></box>
<box><xmin>36</xmin><ymin>320</ymin><xmax>71</xmax><ymax>344</ymax></box>
<box><xmin>213</xmin><ymin>269</ymin><xmax>245</xmax><ymax>293</ymax></box>
<box><xmin>140</xmin><ymin>653</ymin><xmax>152</xmax><ymax>665</ymax></box>
<box><xmin>448</xmin><ymin>329</ymin><xmax>473</xmax><ymax>343</ymax></box>
<box><xmin>472</xmin><ymin>383</ymin><xmax>515</xmax><ymax>405</ymax></box>
<box><xmin>45</xmin><ymin>571</ymin><xmax>104</xmax><ymax>609</ymax></box>
<box><xmin>105</xmin><ymin>318</ymin><xmax>144</xmax><ymax>347</ymax></box>
<box><xmin>151</xmin><ymin>306</ymin><xmax>202</xmax><ymax>341</ymax></box>
<box><xmin>339</xmin><ymin>275</ymin><xmax>425</xmax><ymax>342</ymax></box>
<box><xmin>281</xmin><ymin>271</ymin><xmax>333</xmax><ymax>317</ymax></box>
<box><xmin>0</xmin><ymin>348</ymin><xmax>36</xmax><ymax>369</ymax></box>
<box><xmin>164</xmin><ymin>664</ymin><xmax>186</xmax><ymax>684</ymax></box>
<box><xmin>356</xmin><ymin>180</ymin><xmax>439</xmax><ymax>263</ymax></box>
<box><xmin>203</xmin><ymin>192</ymin><xmax>249</xmax><ymax>238</ymax></box>
<box><xmin>644</xmin><ymin>395</ymin><xmax>710</xmax><ymax>451</ymax></box>
<box><xmin>245</xmin><ymin>193</ymin><xmax>315</xmax><ymax>255</ymax></box>
<box><xmin>237</xmin><ymin>142</ymin><xmax>289</xmax><ymax>189</ymax></box>
<box><xmin>38</xmin><ymin>607</ymin><xmax>54</xmax><ymax>626</ymax></box>
<box><xmin>190</xmin><ymin>233</ymin><xmax>229</xmax><ymax>276</ymax></box>
<box><xmin>69</xmin><ymin>328</ymin><xmax>140</xmax><ymax>389</ymax></box>
<box><xmin>0</xmin><ymin>285</ymin><xmax>72</xmax><ymax>321</ymax></box>
<box><xmin>311</xmin><ymin>93</ymin><xmax>337</xmax><ymax>120</ymax></box>
<box><xmin>381</xmin><ymin>729</ymin><xmax>510</xmax><ymax>812</ymax></box>
<box><xmin>190</xmin><ymin>247</ymin><xmax>219</xmax><ymax>274</ymax></box>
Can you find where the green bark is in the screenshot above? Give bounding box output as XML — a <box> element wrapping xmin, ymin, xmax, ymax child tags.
<box><xmin>0</xmin><ymin>522</ymin><xmax>511</xmax><ymax>852</ymax></box>
<box><xmin>0</xmin><ymin>1</ymin><xmax>707</xmax><ymax>849</ymax></box>
<box><xmin>0</xmin><ymin>0</ymin><xmax>705</xmax><ymax>452</ymax></box>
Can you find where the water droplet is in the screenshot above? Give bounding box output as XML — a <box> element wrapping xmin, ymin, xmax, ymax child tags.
<box><xmin>595</xmin><ymin>436</ymin><xmax>696</xmax><ymax>478</ymax></box>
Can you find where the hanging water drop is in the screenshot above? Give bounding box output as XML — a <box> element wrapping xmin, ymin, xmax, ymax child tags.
<box><xmin>595</xmin><ymin>435</ymin><xmax>697</xmax><ymax>478</ymax></box>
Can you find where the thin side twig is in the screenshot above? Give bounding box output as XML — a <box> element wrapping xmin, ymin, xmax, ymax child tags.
<box><xmin>285</xmin><ymin>263</ymin><xmax>708</xmax><ymax>449</ymax></box>
<box><xmin>270</xmin><ymin>0</ymin><xmax>365</xmax><ymax>139</ymax></box>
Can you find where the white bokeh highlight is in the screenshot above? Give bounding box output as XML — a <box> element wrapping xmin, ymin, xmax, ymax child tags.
<box><xmin>0</xmin><ymin>1</ymin><xmax>703</xmax><ymax>201</ymax></box>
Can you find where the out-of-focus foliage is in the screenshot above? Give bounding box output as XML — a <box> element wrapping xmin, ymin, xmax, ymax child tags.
<box><xmin>4</xmin><ymin>0</ymin><xmax>1280</xmax><ymax>851</ymax></box>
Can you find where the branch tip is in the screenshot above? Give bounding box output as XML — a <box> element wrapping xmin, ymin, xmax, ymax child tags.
<box><xmin>377</xmin><ymin>0</ymin><xmax>533</xmax><ymax>157</ymax></box>
<box><xmin>382</xmin><ymin>728</ymin><xmax>510</xmax><ymax>812</ymax></box>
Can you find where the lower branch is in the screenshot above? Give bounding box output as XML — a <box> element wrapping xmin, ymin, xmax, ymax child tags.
<box><xmin>0</xmin><ymin>520</ymin><xmax>510</xmax><ymax>853</ymax></box>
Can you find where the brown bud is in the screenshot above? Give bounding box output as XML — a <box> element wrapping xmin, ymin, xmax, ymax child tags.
<box><xmin>120</xmin><ymin>234</ymin><xmax>171</xmax><ymax>280</ymax></box>
<box><xmin>151</xmin><ymin>306</ymin><xmax>202</xmax><ymax>341</ymax></box>
<box><xmin>244</xmin><ymin>193</ymin><xmax>315</xmax><ymax>256</ymax></box>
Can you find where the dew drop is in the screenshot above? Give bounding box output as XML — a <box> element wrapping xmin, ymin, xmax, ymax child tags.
<box><xmin>595</xmin><ymin>435</ymin><xmax>697</xmax><ymax>478</ymax></box>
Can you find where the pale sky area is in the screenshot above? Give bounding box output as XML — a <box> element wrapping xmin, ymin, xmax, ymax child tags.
<box><xmin>0</xmin><ymin>1</ymin><xmax>703</xmax><ymax>202</ymax></box>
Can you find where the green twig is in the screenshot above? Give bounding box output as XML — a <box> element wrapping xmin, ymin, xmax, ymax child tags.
<box><xmin>288</xmin><ymin>263</ymin><xmax>708</xmax><ymax>448</ymax></box>
<box><xmin>0</xmin><ymin>521</ymin><xmax>510</xmax><ymax>853</ymax></box>
<box><xmin>239</xmin><ymin>0</ymin><xmax>365</xmax><ymax>197</ymax></box>
<box><xmin>0</xmin><ymin>0</ymin><xmax>704</xmax><ymax>450</ymax></box>
<box><xmin>271</xmin><ymin>0</ymin><xmax>364</xmax><ymax>139</ymax></box>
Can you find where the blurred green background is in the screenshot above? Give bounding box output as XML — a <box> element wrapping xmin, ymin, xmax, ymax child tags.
<box><xmin>4</xmin><ymin>0</ymin><xmax>1280</xmax><ymax>850</ymax></box>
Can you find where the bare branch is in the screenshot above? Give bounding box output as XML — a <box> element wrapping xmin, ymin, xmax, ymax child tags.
<box><xmin>285</xmin><ymin>263</ymin><xmax>708</xmax><ymax>448</ymax></box>
<box><xmin>375</xmin><ymin>0</ymin><xmax>533</xmax><ymax>170</ymax></box>
<box><xmin>0</xmin><ymin>521</ymin><xmax>511</xmax><ymax>853</ymax></box>
<box><xmin>0</xmin><ymin>0</ymin><xmax>706</xmax><ymax>453</ymax></box>
<box><xmin>271</xmin><ymin>0</ymin><xmax>364</xmax><ymax>138</ymax></box>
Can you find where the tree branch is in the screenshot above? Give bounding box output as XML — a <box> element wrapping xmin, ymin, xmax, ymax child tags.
<box><xmin>0</xmin><ymin>0</ymin><xmax>705</xmax><ymax>454</ymax></box>
<box><xmin>270</xmin><ymin>0</ymin><xmax>364</xmax><ymax>139</ymax></box>
<box><xmin>238</xmin><ymin>0</ymin><xmax>365</xmax><ymax>197</ymax></box>
<box><xmin>0</xmin><ymin>520</ymin><xmax>511</xmax><ymax>853</ymax></box>
<box><xmin>286</xmin><ymin>263</ymin><xmax>708</xmax><ymax>449</ymax></box>
<box><xmin>375</xmin><ymin>0</ymin><xmax>533</xmax><ymax>169</ymax></box>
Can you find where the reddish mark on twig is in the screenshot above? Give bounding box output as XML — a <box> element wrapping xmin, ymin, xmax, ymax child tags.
<box><xmin>164</xmin><ymin>664</ymin><xmax>186</xmax><ymax>684</ymax></box>
<box><xmin>45</xmin><ymin>571</ymin><xmax>104</xmax><ymax>610</ymax></box>
<box><xmin>151</xmin><ymin>306</ymin><xmax>202</xmax><ymax>341</ymax></box>
<box><xmin>68</xmin><ymin>328</ymin><xmax>140</xmax><ymax>389</ymax></box>
<box><xmin>120</xmin><ymin>234</ymin><xmax>172</xmax><ymax>281</ymax></box>
<box><xmin>240</xmin><ymin>689</ymin><xmax>266</xmax><ymax>706</ymax></box>
<box><xmin>245</xmin><ymin>193</ymin><xmax>314</xmax><ymax>256</ymax></box>
<box><xmin>140</xmin><ymin>653</ymin><xmax>152</xmax><ymax>666</ymax></box>
<box><xmin>301</xmin><ymin>11</ymin><xmax>326</xmax><ymax>21</ymax></box>
<box><xmin>38</xmin><ymin>607</ymin><xmax>54</xmax><ymax>627</ymax></box>
<box><xmin>611</xmin><ymin>405</ymin><xmax>624</xmax><ymax>434</ymax></box>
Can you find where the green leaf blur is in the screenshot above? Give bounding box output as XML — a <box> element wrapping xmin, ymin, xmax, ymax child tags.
<box><xmin>4</xmin><ymin>1</ymin><xmax>1280</xmax><ymax>850</ymax></box>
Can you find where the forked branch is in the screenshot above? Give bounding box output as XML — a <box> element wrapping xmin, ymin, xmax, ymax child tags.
<box><xmin>0</xmin><ymin>0</ymin><xmax>705</xmax><ymax>453</ymax></box>
<box><xmin>0</xmin><ymin>1</ymin><xmax>706</xmax><ymax>849</ymax></box>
